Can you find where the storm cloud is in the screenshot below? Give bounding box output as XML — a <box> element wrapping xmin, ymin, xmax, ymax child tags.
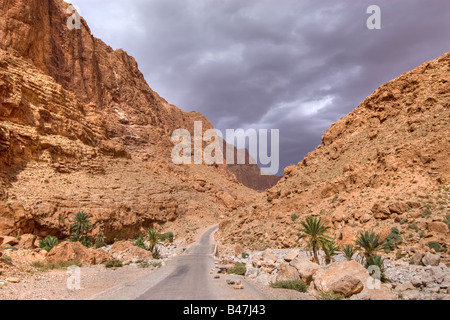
<box><xmin>70</xmin><ymin>0</ymin><xmax>450</xmax><ymax>174</ymax></box>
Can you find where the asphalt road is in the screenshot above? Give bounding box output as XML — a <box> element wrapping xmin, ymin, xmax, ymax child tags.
<box><xmin>137</xmin><ymin>225</ymin><xmax>219</xmax><ymax>300</ymax></box>
<box><xmin>94</xmin><ymin>225</ymin><xmax>264</xmax><ymax>300</ymax></box>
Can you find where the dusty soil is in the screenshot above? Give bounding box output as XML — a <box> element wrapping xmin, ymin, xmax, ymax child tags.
<box><xmin>0</xmin><ymin>264</ymin><xmax>158</xmax><ymax>300</ymax></box>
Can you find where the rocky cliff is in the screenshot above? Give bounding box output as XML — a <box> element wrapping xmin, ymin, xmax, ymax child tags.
<box><xmin>218</xmin><ymin>52</ymin><xmax>450</xmax><ymax>263</ymax></box>
<box><xmin>0</xmin><ymin>0</ymin><xmax>272</xmax><ymax>241</ymax></box>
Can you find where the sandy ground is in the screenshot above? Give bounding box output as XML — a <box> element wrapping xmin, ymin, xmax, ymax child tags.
<box><xmin>0</xmin><ymin>264</ymin><xmax>158</xmax><ymax>300</ymax></box>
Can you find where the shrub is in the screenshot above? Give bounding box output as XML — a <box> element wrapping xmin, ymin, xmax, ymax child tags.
<box><xmin>270</xmin><ymin>280</ymin><xmax>307</xmax><ymax>293</ymax></box>
<box><xmin>70</xmin><ymin>211</ymin><xmax>93</xmax><ymax>248</ymax></box>
<box><xmin>159</xmin><ymin>232</ymin><xmax>174</xmax><ymax>243</ymax></box>
<box><xmin>291</xmin><ymin>214</ymin><xmax>299</xmax><ymax>222</ymax></box>
<box><xmin>298</xmin><ymin>216</ymin><xmax>332</xmax><ymax>264</ymax></box>
<box><xmin>322</xmin><ymin>240</ymin><xmax>339</xmax><ymax>264</ymax></box>
<box><xmin>343</xmin><ymin>244</ymin><xmax>356</xmax><ymax>261</ymax></box>
<box><xmin>146</xmin><ymin>229</ymin><xmax>160</xmax><ymax>252</ymax></box>
<box><xmin>316</xmin><ymin>291</ymin><xmax>345</xmax><ymax>300</ymax></box>
<box><xmin>105</xmin><ymin>260</ymin><xmax>123</xmax><ymax>268</ymax></box>
<box><xmin>39</xmin><ymin>236</ymin><xmax>60</xmax><ymax>252</ymax></box>
<box><xmin>94</xmin><ymin>232</ymin><xmax>106</xmax><ymax>249</ymax></box>
<box><xmin>227</xmin><ymin>262</ymin><xmax>247</xmax><ymax>276</ymax></box>
<box><xmin>134</xmin><ymin>235</ymin><xmax>148</xmax><ymax>250</ymax></box>
<box><xmin>408</xmin><ymin>222</ymin><xmax>419</xmax><ymax>232</ymax></box>
<box><xmin>365</xmin><ymin>254</ymin><xmax>390</xmax><ymax>283</ymax></box>
<box><xmin>31</xmin><ymin>260</ymin><xmax>81</xmax><ymax>272</ymax></box>
<box><xmin>152</xmin><ymin>246</ymin><xmax>161</xmax><ymax>260</ymax></box>
<box><xmin>421</xmin><ymin>207</ymin><xmax>432</xmax><ymax>218</ymax></box>
<box><xmin>427</xmin><ymin>241</ymin><xmax>442</xmax><ymax>253</ymax></box>
<box><xmin>384</xmin><ymin>227</ymin><xmax>403</xmax><ymax>253</ymax></box>
<box><xmin>355</xmin><ymin>231</ymin><xmax>384</xmax><ymax>259</ymax></box>
<box><xmin>242</xmin><ymin>252</ymin><xmax>250</xmax><ymax>259</ymax></box>
<box><xmin>444</xmin><ymin>215</ymin><xmax>450</xmax><ymax>229</ymax></box>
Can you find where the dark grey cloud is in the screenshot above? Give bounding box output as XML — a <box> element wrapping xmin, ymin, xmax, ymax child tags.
<box><xmin>71</xmin><ymin>0</ymin><xmax>450</xmax><ymax>174</ymax></box>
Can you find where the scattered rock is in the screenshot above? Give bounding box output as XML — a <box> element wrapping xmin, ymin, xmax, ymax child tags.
<box><xmin>276</xmin><ymin>263</ymin><xmax>300</xmax><ymax>282</ymax></box>
<box><xmin>329</xmin><ymin>275</ymin><xmax>364</xmax><ymax>297</ymax></box>
<box><xmin>284</xmin><ymin>249</ymin><xmax>300</xmax><ymax>262</ymax></box>
<box><xmin>422</xmin><ymin>253</ymin><xmax>440</xmax><ymax>266</ymax></box>
<box><xmin>46</xmin><ymin>242</ymin><xmax>112</xmax><ymax>265</ymax></box>
<box><xmin>290</xmin><ymin>257</ymin><xmax>320</xmax><ymax>284</ymax></box>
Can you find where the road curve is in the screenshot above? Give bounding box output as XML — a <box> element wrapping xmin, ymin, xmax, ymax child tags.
<box><xmin>94</xmin><ymin>225</ymin><xmax>264</xmax><ymax>300</ymax></box>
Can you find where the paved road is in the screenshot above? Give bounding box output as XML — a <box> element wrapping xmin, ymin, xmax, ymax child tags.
<box><xmin>94</xmin><ymin>225</ymin><xmax>264</xmax><ymax>300</ymax></box>
<box><xmin>137</xmin><ymin>225</ymin><xmax>219</xmax><ymax>300</ymax></box>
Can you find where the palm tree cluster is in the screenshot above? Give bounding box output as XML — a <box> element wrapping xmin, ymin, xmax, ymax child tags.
<box><xmin>297</xmin><ymin>215</ymin><xmax>390</xmax><ymax>282</ymax></box>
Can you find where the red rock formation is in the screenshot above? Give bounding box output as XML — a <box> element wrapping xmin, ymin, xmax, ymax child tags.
<box><xmin>218</xmin><ymin>52</ymin><xmax>450</xmax><ymax>263</ymax></box>
<box><xmin>0</xmin><ymin>0</ymin><xmax>268</xmax><ymax>241</ymax></box>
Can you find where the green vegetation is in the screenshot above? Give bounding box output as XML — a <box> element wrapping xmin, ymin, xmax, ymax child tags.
<box><xmin>298</xmin><ymin>216</ymin><xmax>331</xmax><ymax>264</ymax></box>
<box><xmin>105</xmin><ymin>259</ymin><xmax>123</xmax><ymax>269</ymax></box>
<box><xmin>355</xmin><ymin>231</ymin><xmax>384</xmax><ymax>259</ymax></box>
<box><xmin>384</xmin><ymin>227</ymin><xmax>403</xmax><ymax>253</ymax></box>
<box><xmin>159</xmin><ymin>232</ymin><xmax>174</xmax><ymax>243</ymax></box>
<box><xmin>291</xmin><ymin>214</ymin><xmax>299</xmax><ymax>222</ymax></box>
<box><xmin>421</xmin><ymin>206</ymin><xmax>432</xmax><ymax>218</ymax></box>
<box><xmin>227</xmin><ymin>262</ymin><xmax>247</xmax><ymax>276</ymax></box>
<box><xmin>94</xmin><ymin>231</ymin><xmax>106</xmax><ymax>249</ymax></box>
<box><xmin>270</xmin><ymin>280</ymin><xmax>307</xmax><ymax>293</ymax></box>
<box><xmin>134</xmin><ymin>234</ymin><xmax>147</xmax><ymax>250</ymax></box>
<box><xmin>322</xmin><ymin>240</ymin><xmax>339</xmax><ymax>265</ymax></box>
<box><xmin>316</xmin><ymin>291</ymin><xmax>345</xmax><ymax>300</ymax></box>
<box><xmin>427</xmin><ymin>241</ymin><xmax>442</xmax><ymax>253</ymax></box>
<box><xmin>39</xmin><ymin>236</ymin><xmax>60</xmax><ymax>252</ymax></box>
<box><xmin>241</xmin><ymin>252</ymin><xmax>250</xmax><ymax>259</ymax></box>
<box><xmin>31</xmin><ymin>260</ymin><xmax>81</xmax><ymax>272</ymax></box>
<box><xmin>355</xmin><ymin>230</ymin><xmax>390</xmax><ymax>282</ymax></box>
<box><xmin>146</xmin><ymin>229</ymin><xmax>161</xmax><ymax>252</ymax></box>
<box><xmin>444</xmin><ymin>215</ymin><xmax>450</xmax><ymax>229</ymax></box>
<box><xmin>70</xmin><ymin>211</ymin><xmax>93</xmax><ymax>248</ymax></box>
<box><xmin>408</xmin><ymin>222</ymin><xmax>419</xmax><ymax>232</ymax></box>
<box><xmin>343</xmin><ymin>244</ymin><xmax>356</xmax><ymax>261</ymax></box>
<box><xmin>365</xmin><ymin>254</ymin><xmax>390</xmax><ymax>283</ymax></box>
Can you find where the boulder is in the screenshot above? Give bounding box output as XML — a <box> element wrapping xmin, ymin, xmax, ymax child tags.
<box><xmin>252</xmin><ymin>255</ymin><xmax>263</xmax><ymax>268</ymax></box>
<box><xmin>284</xmin><ymin>249</ymin><xmax>299</xmax><ymax>262</ymax></box>
<box><xmin>422</xmin><ymin>253</ymin><xmax>440</xmax><ymax>266</ymax></box>
<box><xmin>109</xmin><ymin>241</ymin><xmax>153</xmax><ymax>262</ymax></box>
<box><xmin>411</xmin><ymin>252</ymin><xmax>424</xmax><ymax>265</ymax></box>
<box><xmin>329</xmin><ymin>275</ymin><xmax>364</xmax><ymax>297</ymax></box>
<box><xmin>18</xmin><ymin>234</ymin><xmax>37</xmax><ymax>249</ymax></box>
<box><xmin>46</xmin><ymin>242</ymin><xmax>112</xmax><ymax>265</ymax></box>
<box><xmin>313</xmin><ymin>261</ymin><xmax>369</xmax><ymax>295</ymax></box>
<box><xmin>1</xmin><ymin>236</ymin><xmax>18</xmax><ymax>247</ymax></box>
<box><xmin>262</xmin><ymin>250</ymin><xmax>277</xmax><ymax>263</ymax></box>
<box><xmin>290</xmin><ymin>257</ymin><xmax>321</xmax><ymax>284</ymax></box>
<box><xmin>276</xmin><ymin>263</ymin><xmax>300</xmax><ymax>282</ymax></box>
<box><xmin>388</xmin><ymin>201</ymin><xmax>408</xmax><ymax>214</ymax></box>
<box><xmin>371</xmin><ymin>202</ymin><xmax>391</xmax><ymax>220</ymax></box>
<box><xmin>427</xmin><ymin>222</ymin><xmax>448</xmax><ymax>234</ymax></box>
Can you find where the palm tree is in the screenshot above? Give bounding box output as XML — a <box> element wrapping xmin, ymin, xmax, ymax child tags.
<box><xmin>365</xmin><ymin>254</ymin><xmax>390</xmax><ymax>283</ymax></box>
<box><xmin>298</xmin><ymin>216</ymin><xmax>331</xmax><ymax>264</ymax></box>
<box><xmin>342</xmin><ymin>244</ymin><xmax>356</xmax><ymax>261</ymax></box>
<box><xmin>355</xmin><ymin>231</ymin><xmax>385</xmax><ymax>261</ymax></box>
<box><xmin>70</xmin><ymin>211</ymin><xmax>92</xmax><ymax>247</ymax></box>
<box><xmin>146</xmin><ymin>229</ymin><xmax>160</xmax><ymax>253</ymax></box>
<box><xmin>322</xmin><ymin>240</ymin><xmax>339</xmax><ymax>264</ymax></box>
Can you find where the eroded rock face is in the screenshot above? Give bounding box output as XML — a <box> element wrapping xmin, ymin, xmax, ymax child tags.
<box><xmin>0</xmin><ymin>0</ymin><xmax>265</xmax><ymax>241</ymax></box>
<box><xmin>218</xmin><ymin>51</ymin><xmax>450</xmax><ymax>262</ymax></box>
<box><xmin>46</xmin><ymin>242</ymin><xmax>111</xmax><ymax>265</ymax></box>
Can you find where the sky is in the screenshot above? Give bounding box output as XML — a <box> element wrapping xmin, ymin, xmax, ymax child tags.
<box><xmin>69</xmin><ymin>0</ymin><xmax>449</xmax><ymax>175</ymax></box>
